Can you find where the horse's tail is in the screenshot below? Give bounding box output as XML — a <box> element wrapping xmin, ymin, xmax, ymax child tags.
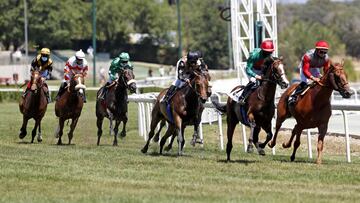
<box><xmin>211</xmin><ymin>96</ymin><xmax>227</xmax><ymax>114</ymax></box>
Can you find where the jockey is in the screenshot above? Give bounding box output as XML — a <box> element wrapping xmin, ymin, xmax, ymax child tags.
<box><xmin>238</xmin><ymin>40</ymin><xmax>274</xmax><ymax>105</ymax></box>
<box><xmin>162</xmin><ymin>51</ymin><xmax>203</xmax><ymax>104</ymax></box>
<box><xmin>55</xmin><ymin>49</ymin><xmax>88</xmax><ymax>102</ymax></box>
<box><xmin>98</xmin><ymin>52</ymin><xmax>133</xmax><ymax>100</ymax></box>
<box><xmin>288</xmin><ymin>40</ymin><xmax>330</xmax><ymax>105</ymax></box>
<box><xmin>23</xmin><ymin>48</ymin><xmax>53</xmax><ymax>103</ymax></box>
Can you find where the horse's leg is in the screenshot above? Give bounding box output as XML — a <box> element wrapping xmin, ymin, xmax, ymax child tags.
<box><xmin>190</xmin><ymin>122</ymin><xmax>200</xmax><ymax>146</ymax></box>
<box><xmin>180</xmin><ymin>126</ymin><xmax>186</xmax><ymax>153</ymax></box>
<box><xmin>57</xmin><ymin>118</ymin><xmax>65</xmax><ymax>145</ymax></box>
<box><xmin>290</xmin><ymin>128</ymin><xmax>303</xmax><ymax>162</ymax></box>
<box><xmin>120</xmin><ymin>116</ymin><xmax>128</xmax><ymax>139</ymax></box>
<box><xmin>259</xmin><ymin>124</ymin><xmax>273</xmax><ymax>149</ymax></box>
<box><xmin>19</xmin><ymin>115</ymin><xmax>28</xmax><ymax>139</ymax></box>
<box><xmin>247</xmin><ymin>122</ymin><xmax>259</xmax><ymax>153</ymax></box>
<box><xmin>159</xmin><ymin>125</ymin><xmax>175</xmax><ymax>154</ymax></box>
<box><xmin>316</xmin><ymin>124</ymin><xmax>328</xmax><ymax>165</ymax></box>
<box><xmin>96</xmin><ymin>117</ymin><xmax>104</xmax><ymax>146</ymax></box>
<box><xmin>109</xmin><ymin>115</ymin><xmax>113</xmax><ymax>136</ymax></box>
<box><xmin>68</xmin><ymin>117</ymin><xmax>79</xmax><ymax>145</ymax></box>
<box><xmin>173</xmin><ymin>115</ymin><xmax>184</xmax><ymax>156</ymax></box>
<box><xmin>226</xmin><ymin>115</ymin><xmax>238</xmax><ymax>161</ymax></box>
<box><xmin>269</xmin><ymin>101</ymin><xmax>289</xmax><ymax>148</ymax></box>
<box><xmin>113</xmin><ymin>120</ymin><xmax>120</xmax><ymax>146</ymax></box>
<box><xmin>37</xmin><ymin>121</ymin><xmax>43</xmax><ymax>143</ymax></box>
<box><xmin>165</xmin><ymin>131</ymin><xmax>176</xmax><ymax>152</ymax></box>
<box><xmin>153</xmin><ymin>120</ymin><xmax>166</xmax><ymax>143</ymax></box>
<box><xmin>252</xmin><ymin>126</ymin><xmax>264</xmax><ymax>156</ymax></box>
<box><xmin>141</xmin><ymin>115</ymin><xmax>161</xmax><ymax>154</ymax></box>
<box><xmin>31</xmin><ymin>118</ymin><xmax>40</xmax><ymax>143</ymax></box>
<box><xmin>283</xmin><ymin>124</ymin><xmax>301</xmax><ymax>148</ymax></box>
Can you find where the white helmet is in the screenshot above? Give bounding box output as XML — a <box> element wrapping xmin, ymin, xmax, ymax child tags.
<box><xmin>75</xmin><ymin>49</ymin><xmax>85</xmax><ymax>60</ymax></box>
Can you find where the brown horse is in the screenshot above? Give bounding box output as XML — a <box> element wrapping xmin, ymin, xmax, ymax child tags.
<box><xmin>96</xmin><ymin>69</ymin><xmax>136</xmax><ymax>146</ymax></box>
<box><xmin>141</xmin><ymin>71</ymin><xmax>210</xmax><ymax>155</ymax></box>
<box><xmin>268</xmin><ymin>62</ymin><xmax>353</xmax><ymax>164</ymax></box>
<box><xmin>212</xmin><ymin>57</ymin><xmax>289</xmax><ymax>161</ymax></box>
<box><xmin>19</xmin><ymin>71</ymin><xmax>48</xmax><ymax>143</ymax></box>
<box><xmin>54</xmin><ymin>74</ymin><xmax>86</xmax><ymax>145</ymax></box>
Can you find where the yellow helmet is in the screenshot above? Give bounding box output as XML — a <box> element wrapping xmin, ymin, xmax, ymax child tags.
<box><xmin>40</xmin><ymin>48</ymin><xmax>50</xmax><ymax>55</ymax></box>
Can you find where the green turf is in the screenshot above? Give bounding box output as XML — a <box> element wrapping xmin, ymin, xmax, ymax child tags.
<box><xmin>0</xmin><ymin>102</ymin><xmax>360</xmax><ymax>203</ymax></box>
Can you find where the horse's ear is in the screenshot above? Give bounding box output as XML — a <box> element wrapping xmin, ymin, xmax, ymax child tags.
<box><xmin>341</xmin><ymin>59</ymin><xmax>345</xmax><ymax>66</ymax></box>
<box><xmin>279</xmin><ymin>56</ymin><xmax>284</xmax><ymax>61</ymax></box>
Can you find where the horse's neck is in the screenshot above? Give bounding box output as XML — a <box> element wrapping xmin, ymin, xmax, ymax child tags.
<box><xmin>257</xmin><ymin>81</ymin><xmax>277</xmax><ymax>102</ymax></box>
<box><xmin>182</xmin><ymin>85</ymin><xmax>199</xmax><ymax>106</ymax></box>
<box><xmin>311</xmin><ymin>81</ymin><xmax>333</xmax><ymax>102</ymax></box>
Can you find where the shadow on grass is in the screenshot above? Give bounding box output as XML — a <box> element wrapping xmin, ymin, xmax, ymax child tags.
<box><xmin>145</xmin><ymin>151</ymin><xmax>193</xmax><ymax>158</ymax></box>
<box><xmin>217</xmin><ymin>159</ymin><xmax>257</xmax><ymax>165</ymax></box>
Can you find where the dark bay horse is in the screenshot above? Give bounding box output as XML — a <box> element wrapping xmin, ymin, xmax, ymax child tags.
<box><xmin>54</xmin><ymin>74</ymin><xmax>86</xmax><ymax>145</ymax></box>
<box><xmin>212</xmin><ymin>57</ymin><xmax>289</xmax><ymax>161</ymax></box>
<box><xmin>268</xmin><ymin>62</ymin><xmax>352</xmax><ymax>164</ymax></box>
<box><xmin>19</xmin><ymin>70</ymin><xmax>48</xmax><ymax>143</ymax></box>
<box><xmin>96</xmin><ymin>69</ymin><xmax>136</xmax><ymax>146</ymax></box>
<box><xmin>141</xmin><ymin>71</ymin><xmax>210</xmax><ymax>155</ymax></box>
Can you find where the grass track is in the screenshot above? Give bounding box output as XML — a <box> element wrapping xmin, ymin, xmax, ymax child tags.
<box><xmin>1</xmin><ymin>102</ymin><xmax>360</xmax><ymax>203</ymax></box>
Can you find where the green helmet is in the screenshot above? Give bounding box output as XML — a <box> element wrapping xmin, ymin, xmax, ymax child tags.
<box><xmin>119</xmin><ymin>52</ymin><xmax>130</xmax><ymax>62</ymax></box>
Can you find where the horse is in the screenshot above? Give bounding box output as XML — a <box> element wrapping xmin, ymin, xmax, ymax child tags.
<box><xmin>268</xmin><ymin>61</ymin><xmax>353</xmax><ymax>164</ymax></box>
<box><xmin>96</xmin><ymin>68</ymin><xmax>137</xmax><ymax>146</ymax></box>
<box><xmin>141</xmin><ymin>71</ymin><xmax>210</xmax><ymax>155</ymax></box>
<box><xmin>212</xmin><ymin>57</ymin><xmax>289</xmax><ymax>161</ymax></box>
<box><xmin>54</xmin><ymin>73</ymin><xmax>86</xmax><ymax>145</ymax></box>
<box><xmin>19</xmin><ymin>70</ymin><xmax>48</xmax><ymax>143</ymax></box>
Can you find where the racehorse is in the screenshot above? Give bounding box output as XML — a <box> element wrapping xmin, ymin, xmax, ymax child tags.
<box><xmin>19</xmin><ymin>70</ymin><xmax>48</xmax><ymax>143</ymax></box>
<box><xmin>96</xmin><ymin>68</ymin><xmax>136</xmax><ymax>146</ymax></box>
<box><xmin>268</xmin><ymin>61</ymin><xmax>352</xmax><ymax>164</ymax></box>
<box><xmin>212</xmin><ymin>57</ymin><xmax>289</xmax><ymax>161</ymax></box>
<box><xmin>54</xmin><ymin>73</ymin><xmax>86</xmax><ymax>145</ymax></box>
<box><xmin>141</xmin><ymin>71</ymin><xmax>210</xmax><ymax>155</ymax></box>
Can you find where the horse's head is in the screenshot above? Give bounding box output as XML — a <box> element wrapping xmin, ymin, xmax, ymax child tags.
<box><xmin>263</xmin><ymin>56</ymin><xmax>289</xmax><ymax>89</ymax></box>
<box><xmin>191</xmin><ymin>71</ymin><xmax>210</xmax><ymax>103</ymax></box>
<box><xmin>326</xmin><ymin>61</ymin><xmax>353</xmax><ymax>98</ymax></box>
<box><xmin>118</xmin><ymin>68</ymin><xmax>137</xmax><ymax>93</ymax></box>
<box><xmin>30</xmin><ymin>70</ymin><xmax>42</xmax><ymax>91</ymax></box>
<box><xmin>70</xmin><ymin>73</ymin><xmax>86</xmax><ymax>97</ymax></box>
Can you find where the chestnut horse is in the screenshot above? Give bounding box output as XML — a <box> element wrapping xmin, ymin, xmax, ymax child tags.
<box><xmin>96</xmin><ymin>68</ymin><xmax>136</xmax><ymax>146</ymax></box>
<box><xmin>212</xmin><ymin>57</ymin><xmax>289</xmax><ymax>161</ymax></box>
<box><xmin>141</xmin><ymin>71</ymin><xmax>210</xmax><ymax>155</ymax></box>
<box><xmin>19</xmin><ymin>71</ymin><xmax>48</xmax><ymax>143</ymax></box>
<box><xmin>54</xmin><ymin>74</ymin><xmax>86</xmax><ymax>145</ymax></box>
<box><xmin>268</xmin><ymin>62</ymin><xmax>352</xmax><ymax>164</ymax></box>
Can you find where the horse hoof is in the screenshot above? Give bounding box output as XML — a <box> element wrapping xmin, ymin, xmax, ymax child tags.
<box><xmin>37</xmin><ymin>136</ymin><xmax>43</xmax><ymax>143</ymax></box>
<box><xmin>246</xmin><ymin>145</ymin><xmax>254</xmax><ymax>153</ymax></box>
<box><xmin>153</xmin><ymin>135</ymin><xmax>159</xmax><ymax>143</ymax></box>
<box><xmin>19</xmin><ymin>131</ymin><xmax>27</xmax><ymax>139</ymax></box>
<box><xmin>282</xmin><ymin>142</ymin><xmax>290</xmax><ymax>148</ymax></box>
<box><xmin>268</xmin><ymin>142</ymin><xmax>275</xmax><ymax>148</ymax></box>
<box><xmin>120</xmin><ymin>132</ymin><xmax>126</xmax><ymax>139</ymax></box>
<box><xmin>141</xmin><ymin>147</ymin><xmax>148</xmax><ymax>154</ymax></box>
<box><xmin>190</xmin><ymin>139</ymin><xmax>196</xmax><ymax>147</ymax></box>
<box><xmin>290</xmin><ymin>156</ymin><xmax>295</xmax><ymax>162</ymax></box>
<box><xmin>258</xmin><ymin>148</ymin><xmax>266</xmax><ymax>156</ymax></box>
<box><xmin>57</xmin><ymin>141</ymin><xmax>62</xmax><ymax>145</ymax></box>
<box><xmin>316</xmin><ymin>159</ymin><xmax>322</xmax><ymax>165</ymax></box>
<box><xmin>113</xmin><ymin>142</ymin><xmax>118</xmax><ymax>146</ymax></box>
<box><xmin>258</xmin><ymin>143</ymin><xmax>266</xmax><ymax>149</ymax></box>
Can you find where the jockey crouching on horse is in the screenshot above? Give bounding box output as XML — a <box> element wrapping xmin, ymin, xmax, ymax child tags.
<box><xmin>288</xmin><ymin>40</ymin><xmax>330</xmax><ymax>105</ymax></box>
<box><xmin>55</xmin><ymin>49</ymin><xmax>88</xmax><ymax>102</ymax></box>
<box><xmin>162</xmin><ymin>51</ymin><xmax>205</xmax><ymax>104</ymax></box>
<box><xmin>23</xmin><ymin>48</ymin><xmax>53</xmax><ymax>103</ymax></box>
<box><xmin>98</xmin><ymin>52</ymin><xmax>133</xmax><ymax>100</ymax></box>
<box><xmin>238</xmin><ymin>40</ymin><xmax>274</xmax><ymax>105</ymax></box>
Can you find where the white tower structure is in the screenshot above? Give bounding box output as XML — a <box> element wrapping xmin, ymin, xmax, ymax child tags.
<box><xmin>231</xmin><ymin>0</ymin><xmax>278</xmax><ymax>84</ymax></box>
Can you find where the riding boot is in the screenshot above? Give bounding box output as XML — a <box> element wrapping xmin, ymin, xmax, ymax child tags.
<box><xmin>82</xmin><ymin>90</ymin><xmax>87</xmax><ymax>103</ymax></box>
<box><xmin>45</xmin><ymin>90</ymin><xmax>51</xmax><ymax>103</ymax></box>
<box><xmin>162</xmin><ymin>85</ymin><xmax>177</xmax><ymax>104</ymax></box>
<box><xmin>289</xmin><ymin>82</ymin><xmax>307</xmax><ymax>105</ymax></box>
<box><xmin>55</xmin><ymin>82</ymin><xmax>67</xmax><ymax>101</ymax></box>
<box><xmin>239</xmin><ymin>82</ymin><xmax>255</xmax><ymax>105</ymax></box>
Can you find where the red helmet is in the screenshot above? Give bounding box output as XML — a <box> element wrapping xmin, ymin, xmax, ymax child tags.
<box><xmin>315</xmin><ymin>40</ymin><xmax>329</xmax><ymax>50</ymax></box>
<box><xmin>260</xmin><ymin>40</ymin><xmax>274</xmax><ymax>52</ymax></box>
